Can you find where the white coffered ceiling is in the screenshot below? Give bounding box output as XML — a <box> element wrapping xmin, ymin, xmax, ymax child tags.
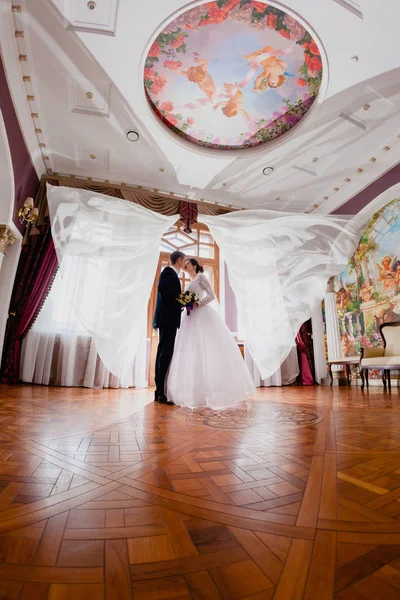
<box><xmin>2</xmin><ymin>0</ymin><xmax>400</xmax><ymax>213</ymax></box>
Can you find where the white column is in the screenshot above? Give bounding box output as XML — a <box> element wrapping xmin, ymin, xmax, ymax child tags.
<box><xmin>311</xmin><ymin>303</ymin><xmax>326</xmax><ymax>384</ymax></box>
<box><xmin>0</xmin><ymin>224</ymin><xmax>21</xmax><ymax>364</ymax></box>
<box><xmin>324</xmin><ymin>293</ymin><xmax>343</xmax><ymax>361</ymax></box>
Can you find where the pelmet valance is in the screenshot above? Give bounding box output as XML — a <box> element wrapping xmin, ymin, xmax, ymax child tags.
<box><xmin>24</xmin><ymin>177</ymin><xmax>231</xmax><ymax>244</ymax></box>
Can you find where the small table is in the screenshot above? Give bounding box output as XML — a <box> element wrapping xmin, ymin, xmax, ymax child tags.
<box><xmin>328</xmin><ymin>357</ymin><xmax>360</xmax><ymax>386</ymax></box>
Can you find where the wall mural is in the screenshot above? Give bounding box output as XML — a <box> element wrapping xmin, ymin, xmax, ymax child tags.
<box><xmin>144</xmin><ymin>0</ymin><xmax>323</xmax><ymax>150</ymax></box>
<box><xmin>334</xmin><ymin>199</ymin><xmax>400</xmax><ymax>364</ymax></box>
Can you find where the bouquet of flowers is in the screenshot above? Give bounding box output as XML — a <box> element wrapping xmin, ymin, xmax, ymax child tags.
<box><xmin>177</xmin><ymin>290</ymin><xmax>199</xmax><ymax>315</ymax></box>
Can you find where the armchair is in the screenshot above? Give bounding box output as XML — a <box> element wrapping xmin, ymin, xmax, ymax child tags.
<box><xmin>360</xmin><ymin>322</ymin><xmax>400</xmax><ymax>390</ymax></box>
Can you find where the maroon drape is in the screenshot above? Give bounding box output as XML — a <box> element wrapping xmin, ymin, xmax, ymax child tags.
<box><xmin>295</xmin><ymin>322</ymin><xmax>315</xmax><ymax>386</ymax></box>
<box><xmin>0</xmin><ymin>220</ymin><xmax>58</xmax><ymax>383</ymax></box>
<box><xmin>179</xmin><ymin>201</ymin><xmax>198</xmax><ymax>234</ymax></box>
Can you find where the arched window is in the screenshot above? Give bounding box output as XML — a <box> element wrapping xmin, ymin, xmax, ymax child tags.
<box><xmin>147</xmin><ymin>221</ymin><xmax>220</xmax><ymax>384</ymax></box>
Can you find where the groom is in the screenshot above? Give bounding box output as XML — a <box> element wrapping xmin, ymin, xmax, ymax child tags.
<box><xmin>153</xmin><ymin>250</ymin><xmax>186</xmax><ymax>405</ymax></box>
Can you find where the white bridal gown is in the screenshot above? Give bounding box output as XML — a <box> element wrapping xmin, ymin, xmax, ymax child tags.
<box><xmin>166</xmin><ymin>273</ymin><xmax>256</xmax><ymax>408</ymax></box>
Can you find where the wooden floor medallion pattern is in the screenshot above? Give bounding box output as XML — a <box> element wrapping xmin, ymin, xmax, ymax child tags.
<box><xmin>176</xmin><ymin>404</ymin><xmax>320</xmax><ymax>429</ymax></box>
<box><xmin>0</xmin><ymin>384</ymin><xmax>400</xmax><ymax>598</ymax></box>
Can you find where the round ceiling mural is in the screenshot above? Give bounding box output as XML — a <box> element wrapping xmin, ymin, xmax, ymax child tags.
<box><xmin>144</xmin><ymin>1</ymin><xmax>323</xmax><ymax>151</ymax></box>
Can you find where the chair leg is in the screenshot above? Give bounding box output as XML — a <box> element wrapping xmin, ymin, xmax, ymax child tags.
<box><xmin>365</xmin><ymin>369</ymin><xmax>369</xmax><ymax>388</ymax></box>
<box><xmin>361</xmin><ymin>368</ymin><xmax>365</xmax><ymax>390</ymax></box>
<box><xmin>346</xmin><ymin>364</ymin><xmax>351</xmax><ymax>385</ymax></box>
<box><xmin>329</xmin><ymin>364</ymin><xmax>333</xmax><ymax>387</ymax></box>
<box><xmin>388</xmin><ymin>370</ymin><xmax>392</xmax><ymax>391</ymax></box>
<box><xmin>382</xmin><ymin>369</ymin><xmax>387</xmax><ymax>390</ymax></box>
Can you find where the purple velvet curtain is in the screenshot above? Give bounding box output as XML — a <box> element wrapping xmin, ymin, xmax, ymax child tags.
<box><xmin>295</xmin><ymin>322</ymin><xmax>315</xmax><ymax>386</ymax></box>
<box><xmin>0</xmin><ymin>183</ymin><xmax>58</xmax><ymax>383</ymax></box>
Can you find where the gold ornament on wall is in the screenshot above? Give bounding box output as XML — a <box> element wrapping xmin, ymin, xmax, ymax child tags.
<box><xmin>0</xmin><ymin>226</ymin><xmax>17</xmax><ymax>255</ymax></box>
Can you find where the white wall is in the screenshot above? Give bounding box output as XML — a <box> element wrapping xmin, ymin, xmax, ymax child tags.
<box><xmin>0</xmin><ymin>0</ymin><xmax>43</xmax><ymax>177</ymax></box>
<box><xmin>0</xmin><ymin>106</ymin><xmax>22</xmax><ymax>366</ymax></box>
<box><xmin>0</xmin><ymin>225</ymin><xmax>22</xmax><ymax>363</ymax></box>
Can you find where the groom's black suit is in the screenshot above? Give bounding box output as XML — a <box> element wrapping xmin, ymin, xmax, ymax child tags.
<box><xmin>153</xmin><ymin>266</ymin><xmax>182</xmax><ymax>399</ymax></box>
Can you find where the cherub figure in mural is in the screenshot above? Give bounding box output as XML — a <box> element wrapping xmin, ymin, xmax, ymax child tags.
<box><xmin>336</xmin><ymin>280</ymin><xmax>352</xmax><ymax>312</ymax></box>
<box><xmin>213</xmin><ymin>84</ymin><xmax>251</xmax><ymax>121</ymax></box>
<box><xmin>392</xmin><ymin>260</ymin><xmax>400</xmax><ymax>291</ymax></box>
<box><xmin>376</xmin><ymin>256</ymin><xmax>397</xmax><ymax>290</ymax></box>
<box><xmin>243</xmin><ymin>45</ymin><xmax>293</xmax><ymax>93</ymax></box>
<box><xmin>359</xmin><ymin>283</ymin><xmax>375</xmax><ymax>303</ymax></box>
<box><xmin>179</xmin><ymin>58</ymin><xmax>216</xmax><ymax>103</ymax></box>
<box><xmin>341</xmin><ymin>331</ymin><xmax>355</xmax><ymax>357</ymax></box>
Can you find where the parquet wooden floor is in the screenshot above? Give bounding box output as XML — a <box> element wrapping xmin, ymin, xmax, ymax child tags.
<box><xmin>0</xmin><ymin>384</ymin><xmax>400</xmax><ymax>599</ymax></box>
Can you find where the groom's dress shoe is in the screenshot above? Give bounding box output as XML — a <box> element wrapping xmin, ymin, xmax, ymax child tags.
<box><xmin>154</xmin><ymin>392</ymin><xmax>159</xmax><ymax>403</ymax></box>
<box><xmin>158</xmin><ymin>395</ymin><xmax>174</xmax><ymax>406</ymax></box>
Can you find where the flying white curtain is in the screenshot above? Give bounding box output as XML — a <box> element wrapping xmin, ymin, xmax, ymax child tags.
<box><xmin>202</xmin><ymin>210</ymin><xmax>367</xmax><ymax>380</ymax></box>
<box><xmin>46</xmin><ymin>184</ymin><xmax>178</xmax><ymax>385</ymax></box>
<box><xmin>45</xmin><ymin>184</ymin><xmax>367</xmax><ymax>385</ymax></box>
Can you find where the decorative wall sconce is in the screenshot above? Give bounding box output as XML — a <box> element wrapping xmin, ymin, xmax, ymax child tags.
<box><xmin>18</xmin><ymin>197</ymin><xmax>38</xmax><ymax>224</ymax></box>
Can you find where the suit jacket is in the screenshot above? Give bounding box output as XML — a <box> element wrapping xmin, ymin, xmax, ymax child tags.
<box><xmin>153</xmin><ymin>266</ymin><xmax>182</xmax><ymax>330</ymax></box>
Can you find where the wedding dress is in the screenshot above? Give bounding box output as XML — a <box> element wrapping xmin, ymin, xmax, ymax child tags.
<box><xmin>166</xmin><ymin>273</ymin><xmax>256</xmax><ymax>408</ymax></box>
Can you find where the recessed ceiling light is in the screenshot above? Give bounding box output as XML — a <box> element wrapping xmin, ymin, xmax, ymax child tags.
<box><xmin>126</xmin><ymin>130</ymin><xmax>139</xmax><ymax>142</ymax></box>
<box><xmin>263</xmin><ymin>167</ymin><xmax>274</xmax><ymax>176</ymax></box>
<box><xmin>363</xmin><ymin>104</ymin><xmax>370</xmax><ymax>111</ymax></box>
<box><xmin>349</xmin><ymin>55</ymin><xmax>359</xmax><ymax>64</ymax></box>
<box><xmin>87</xmin><ymin>1</ymin><xmax>96</xmax><ymax>9</ymax></box>
<box><xmin>159</xmin><ymin>167</ymin><xmax>164</xmax><ymax>172</ymax></box>
<box><xmin>90</xmin><ymin>153</ymin><xmax>96</xmax><ymax>159</ymax></box>
<box><xmin>222</xmin><ymin>182</ymin><xmax>227</xmax><ymax>187</ymax></box>
<box><xmin>86</xmin><ymin>92</ymin><xmax>94</xmax><ymax>99</ymax></box>
<box><xmin>312</xmin><ymin>157</ymin><xmax>318</xmax><ymax>162</ymax></box>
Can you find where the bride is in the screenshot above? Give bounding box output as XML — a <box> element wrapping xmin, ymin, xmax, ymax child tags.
<box><xmin>166</xmin><ymin>258</ymin><xmax>256</xmax><ymax>408</ymax></box>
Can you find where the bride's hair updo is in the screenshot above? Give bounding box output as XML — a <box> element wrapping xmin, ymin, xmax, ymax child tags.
<box><xmin>187</xmin><ymin>258</ymin><xmax>204</xmax><ymax>274</ymax></box>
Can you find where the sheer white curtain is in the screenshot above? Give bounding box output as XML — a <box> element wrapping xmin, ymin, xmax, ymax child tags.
<box><xmin>29</xmin><ymin>184</ymin><xmax>177</xmax><ymax>386</ymax></box>
<box><xmin>21</xmin><ymin>260</ymin><xmax>148</xmax><ymax>388</ymax></box>
<box><xmin>245</xmin><ymin>345</ymin><xmax>299</xmax><ymax>387</ymax></box>
<box><xmin>202</xmin><ymin>210</ymin><xmax>368</xmax><ymax>380</ymax></box>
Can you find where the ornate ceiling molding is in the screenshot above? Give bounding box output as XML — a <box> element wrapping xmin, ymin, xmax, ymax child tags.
<box><xmin>332</xmin><ymin>0</ymin><xmax>363</xmax><ymax>19</ymax></box>
<box><xmin>64</xmin><ymin>0</ymin><xmax>120</xmax><ymax>36</ymax></box>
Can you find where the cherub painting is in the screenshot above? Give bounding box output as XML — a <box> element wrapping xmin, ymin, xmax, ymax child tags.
<box><xmin>341</xmin><ymin>331</ymin><xmax>355</xmax><ymax>356</ymax></box>
<box><xmin>377</xmin><ymin>256</ymin><xmax>397</xmax><ymax>290</ymax></box>
<box><xmin>333</xmin><ymin>198</ymin><xmax>400</xmax><ymax>362</ymax></box>
<box><xmin>180</xmin><ymin>58</ymin><xmax>216</xmax><ymax>103</ymax></box>
<box><xmin>213</xmin><ymin>84</ymin><xmax>250</xmax><ymax>121</ymax></box>
<box><xmin>392</xmin><ymin>260</ymin><xmax>400</xmax><ymax>290</ymax></box>
<box><xmin>359</xmin><ymin>283</ymin><xmax>374</xmax><ymax>303</ymax></box>
<box><xmin>244</xmin><ymin>45</ymin><xmax>292</xmax><ymax>93</ymax></box>
<box><xmin>336</xmin><ymin>280</ymin><xmax>352</xmax><ymax>312</ymax></box>
<box><xmin>144</xmin><ymin>2</ymin><xmax>322</xmax><ymax>150</ymax></box>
